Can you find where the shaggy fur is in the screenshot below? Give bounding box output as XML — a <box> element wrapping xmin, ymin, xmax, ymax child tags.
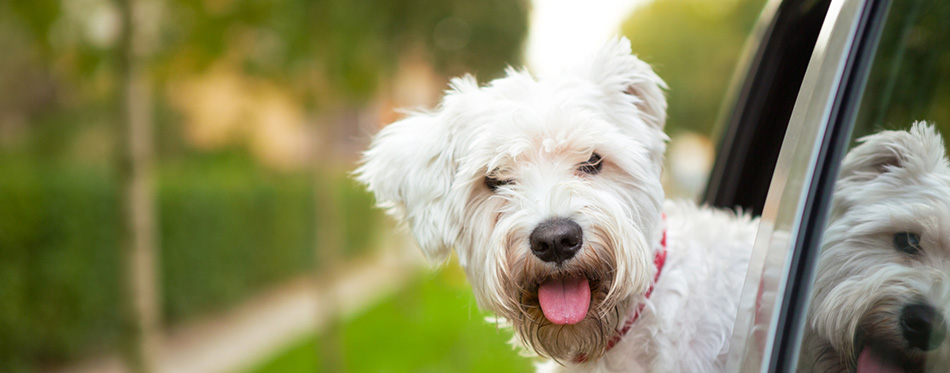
<box><xmin>356</xmin><ymin>38</ymin><xmax>758</xmax><ymax>372</ymax></box>
<box><xmin>800</xmin><ymin>123</ymin><xmax>950</xmax><ymax>372</ymax></box>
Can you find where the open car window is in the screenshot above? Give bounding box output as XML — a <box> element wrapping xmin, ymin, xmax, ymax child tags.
<box><xmin>795</xmin><ymin>0</ymin><xmax>950</xmax><ymax>371</ymax></box>
<box><xmin>723</xmin><ymin>0</ymin><xmax>950</xmax><ymax>370</ymax></box>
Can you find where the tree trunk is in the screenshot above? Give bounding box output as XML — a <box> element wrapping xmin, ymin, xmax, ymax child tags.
<box><xmin>116</xmin><ymin>0</ymin><xmax>160</xmax><ymax>371</ymax></box>
<box><xmin>313</xmin><ymin>113</ymin><xmax>345</xmax><ymax>372</ymax></box>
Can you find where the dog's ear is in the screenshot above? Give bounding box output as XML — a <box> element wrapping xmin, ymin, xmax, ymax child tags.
<box><xmin>576</xmin><ymin>36</ymin><xmax>668</xmax><ymax>130</ymax></box>
<box><xmin>838</xmin><ymin>121</ymin><xmax>947</xmax><ymax>184</ymax></box>
<box><xmin>355</xmin><ymin>112</ymin><xmax>459</xmax><ymax>263</ymax></box>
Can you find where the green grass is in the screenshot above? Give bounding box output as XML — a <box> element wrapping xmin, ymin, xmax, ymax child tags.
<box><xmin>248</xmin><ymin>265</ymin><xmax>534</xmax><ymax>372</ymax></box>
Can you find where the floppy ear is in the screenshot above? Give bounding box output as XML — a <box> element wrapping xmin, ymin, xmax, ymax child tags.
<box><xmin>838</xmin><ymin>121</ymin><xmax>947</xmax><ymax>184</ymax></box>
<box><xmin>355</xmin><ymin>112</ymin><xmax>459</xmax><ymax>263</ymax></box>
<box><xmin>575</xmin><ymin>36</ymin><xmax>668</xmax><ymax>130</ymax></box>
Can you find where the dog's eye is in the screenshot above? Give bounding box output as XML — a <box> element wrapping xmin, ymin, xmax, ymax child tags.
<box><xmin>484</xmin><ymin>176</ymin><xmax>513</xmax><ymax>192</ymax></box>
<box><xmin>893</xmin><ymin>232</ymin><xmax>923</xmax><ymax>255</ymax></box>
<box><xmin>578</xmin><ymin>153</ymin><xmax>603</xmax><ymax>175</ymax></box>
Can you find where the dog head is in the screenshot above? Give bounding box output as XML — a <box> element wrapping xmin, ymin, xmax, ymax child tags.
<box><xmin>356</xmin><ymin>37</ymin><xmax>668</xmax><ymax>362</ymax></box>
<box><xmin>807</xmin><ymin>122</ymin><xmax>950</xmax><ymax>372</ymax></box>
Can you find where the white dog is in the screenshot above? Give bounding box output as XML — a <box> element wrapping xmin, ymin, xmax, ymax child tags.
<box><xmin>356</xmin><ymin>38</ymin><xmax>758</xmax><ymax>372</ymax></box>
<box><xmin>801</xmin><ymin>123</ymin><xmax>950</xmax><ymax>373</ymax></box>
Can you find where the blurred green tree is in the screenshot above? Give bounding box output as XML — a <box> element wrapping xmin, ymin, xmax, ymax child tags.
<box><xmin>2</xmin><ymin>0</ymin><xmax>529</xmax><ymax>159</ymax></box>
<box><xmin>853</xmin><ymin>0</ymin><xmax>950</xmax><ymax>136</ymax></box>
<box><xmin>155</xmin><ymin>0</ymin><xmax>528</xmax><ymax>108</ymax></box>
<box><xmin>621</xmin><ymin>0</ymin><xmax>766</xmax><ymax>137</ymax></box>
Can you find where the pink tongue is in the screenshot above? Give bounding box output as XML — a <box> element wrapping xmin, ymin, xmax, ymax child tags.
<box><xmin>538</xmin><ymin>276</ymin><xmax>590</xmax><ymax>325</ymax></box>
<box><xmin>857</xmin><ymin>346</ymin><xmax>905</xmax><ymax>373</ymax></box>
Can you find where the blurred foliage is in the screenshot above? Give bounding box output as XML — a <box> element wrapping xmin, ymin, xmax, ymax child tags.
<box><xmin>159</xmin><ymin>155</ymin><xmax>315</xmax><ymax>323</ymax></box>
<box><xmin>622</xmin><ymin>0</ymin><xmax>766</xmax><ymax>137</ymax></box>
<box><xmin>305</xmin><ymin>0</ymin><xmax>529</xmax><ymax>103</ymax></box>
<box><xmin>0</xmin><ymin>0</ymin><xmax>529</xmax><ymax>163</ymax></box>
<box><xmin>0</xmin><ymin>156</ymin><xmax>379</xmax><ymax>369</ymax></box>
<box><xmin>248</xmin><ymin>266</ymin><xmax>533</xmax><ymax>373</ymax></box>
<box><xmin>337</xmin><ymin>178</ymin><xmax>384</xmax><ymax>261</ymax></box>
<box><xmin>853</xmin><ymin>0</ymin><xmax>950</xmax><ymax>138</ymax></box>
<box><xmin>0</xmin><ymin>161</ymin><xmax>121</xmax><ymax>371</ymax></box>
<box><xmin>0</xmin><ymin>0</ymin><xmax>528</xmax><ymax>369</ymax></box>
<box><xmin>151</xmin><ymin>0</ymin><xmax>529</xmax><ymax>106</ymax></box>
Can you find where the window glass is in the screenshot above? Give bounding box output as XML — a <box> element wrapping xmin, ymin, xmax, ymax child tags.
<box><xmin>798</xmin><ymin>0</ymin><xmax>950</xmax><ymax>371</ymax></box>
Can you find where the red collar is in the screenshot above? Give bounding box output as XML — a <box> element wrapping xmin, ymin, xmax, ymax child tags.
<box><xmin>574</xmin><ymin>218</ymin><xmax>668</xmax><ymax>363</ymax></box>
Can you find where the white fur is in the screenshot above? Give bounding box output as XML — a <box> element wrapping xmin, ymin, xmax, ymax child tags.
<box><xmin>356</xmin><ymin>37</ymin><xmax>758</xmax><ymax>372</ymax></box>
<box><xmin>801</xmin><ymin>123</ymin><xmax>950</xmax><ymax>372</ymax></box>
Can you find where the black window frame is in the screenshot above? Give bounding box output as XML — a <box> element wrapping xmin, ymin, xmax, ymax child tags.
<box><xmin>704</xmin><ymin>0</ymin><xmax>832</xmax><ymax>216</ymax></box>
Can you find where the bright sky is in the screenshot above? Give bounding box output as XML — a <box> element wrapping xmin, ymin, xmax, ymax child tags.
<box><xmin>526</xmin><ymin>0</ymin><xmax>650</xmax><ymax>76</ymax></box>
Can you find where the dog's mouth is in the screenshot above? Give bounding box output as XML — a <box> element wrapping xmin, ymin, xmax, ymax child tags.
<box><xmin>510</xmin><ymin>267</ymin><xmax>618</xmax><ymax>360</ymax></box>
<box><xmin>853</xmin><ymin>332</ymin><xmax>926</xmax><ymax>373</ymax></box>
<box><xmin>519</xmin><ymin>271</ymin><xmax>609</xmax><ymax>325</ymax></box>
<box><xmin>537</xmin><ymin>275</ymin><xmax>591</xmax><ymax>325</ymax></box>
<box><xmin>855</xmin><ymin>342</ymin><xmax>913</xmax><ymax>373</ymax></box>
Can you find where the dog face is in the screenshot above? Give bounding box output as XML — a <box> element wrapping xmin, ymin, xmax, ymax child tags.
<box><xmin>807</xmin><ymin>123</ymin><xmax>950</xmax><ymax>372</ymax></box>
<box><xmin>356</xmin><ymin>38</ymin><xmax>668</xmax><ymax>361</ymax></box>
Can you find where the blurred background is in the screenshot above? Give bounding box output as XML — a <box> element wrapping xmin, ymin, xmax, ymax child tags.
<box><xmin>0</xmin><ymin>0</ymin><xmax>764</xmax><ymax>371</ymax></box>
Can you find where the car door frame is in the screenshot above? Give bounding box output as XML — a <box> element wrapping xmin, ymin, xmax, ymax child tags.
<box><xmin>765</xmin><ymin>0</ymin><xmax>892</xmax><ymax>369</ymax></box>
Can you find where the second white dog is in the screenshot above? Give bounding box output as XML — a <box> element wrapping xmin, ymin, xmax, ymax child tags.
<box><xmin>357</xmin><ymin>38</ymin><xmax>758</xmax><ymax>372</ymax></box>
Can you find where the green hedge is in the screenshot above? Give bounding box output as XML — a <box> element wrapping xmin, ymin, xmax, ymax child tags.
<box><xmin>0</xmin><ymin>158</ymin><xmax>381</xmax><ymax>369</ymax></box>
<box><xmin>0</xmin><ymin>162</ymin><xmax>122</xmax><ymax>371</ymax></box>
<box><xmin>158</xmin><ymin>162</ymin><xmax>319</xmax><ymax>323</ymax></box>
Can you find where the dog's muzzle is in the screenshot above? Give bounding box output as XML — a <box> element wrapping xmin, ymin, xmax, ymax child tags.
<box><xmin>854</xmin><ymin>302</ymin><xmax>948</xmax><ymax>372</ymax></box>
<box><xmin>900</xmin><ymin>303</ymin><xmax>947</xmax><ymax>352</ymax></box>
<box><xmin>528</xmin><ymin>218</ymin><xmax>591</xmax><ymax>326</ymax></box>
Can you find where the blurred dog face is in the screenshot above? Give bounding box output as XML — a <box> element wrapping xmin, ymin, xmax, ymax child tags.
<box><xmin>356</xmin><ymin>38</ymin><xmax>669</xmax><ymax>361</ymax></box>
<box><xmin>806</xmin><ymin>123</ymin><xmax>950</xmax><ymax>372</ymax></box>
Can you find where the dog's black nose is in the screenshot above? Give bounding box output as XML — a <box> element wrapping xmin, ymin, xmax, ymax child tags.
<box><xmin>900</xmin><ymin>303</ymin><xmax>947</xmax><ymax>351</ymax></box>
<box><xmin>529</xmin><ymin>218</ymin><xmax>583</xmax><ymax>265</ymax></box>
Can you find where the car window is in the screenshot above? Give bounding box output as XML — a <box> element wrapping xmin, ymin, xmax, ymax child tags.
<box><xmin>797</xmin><ymin>0</ymin><xmax>950</xmax><ymax>371</ymax></box>
<box><xmin>724</xmin><ymin>0</ymin><xmax>877</xmax><ymax>370</ymax></box>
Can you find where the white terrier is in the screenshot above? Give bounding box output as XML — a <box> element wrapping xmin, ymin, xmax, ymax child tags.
<box><xmin>801</xmin><ymin>123</ymin><xmax>950</xmax><ymax>372</ymax></box>
<box><xmin>356</xmin><ymin>38</ymin><xmax>758</xmax><ymax>372</ymax></box>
